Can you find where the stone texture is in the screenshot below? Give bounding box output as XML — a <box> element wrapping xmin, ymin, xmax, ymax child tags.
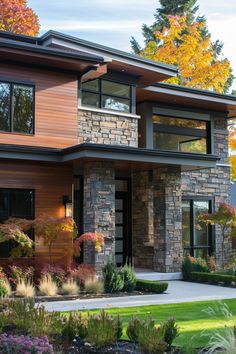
<box><xmin>181</xmin><ymin>116</ymin><xmax>231</xmax><ymax>266</ymax></box>
<box><xmin>132</xmin><ymin>171</ymin><xmax>154</xmax><ymax>269</ymax></box>
<box><xmin>83</xmin><ymin>161</ymin><xmax>115</xmax><ymax>270</ymax></box>
<box><xmin>78</xmin><ymin>109</ymin><xmax>138</xmax><ymax>147</ymax></box>
<box><xmin>153</xmin><ymin>166</ymin><xmax>183</xmax><ymax>272</ymax></box>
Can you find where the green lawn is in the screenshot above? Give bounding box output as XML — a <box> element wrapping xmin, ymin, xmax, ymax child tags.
<box><xmin>81</xmin><ymin>298</ymin><xmax>236</xmax><ymax>349</ymax></box>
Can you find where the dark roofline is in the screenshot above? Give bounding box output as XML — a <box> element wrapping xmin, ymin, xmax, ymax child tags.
<box><xmin>0</xmin><ymin>29</ymin><xmax>39</xmax><ymax>44</ymax></box>
<box><xmin>0</xmin><ymin>143</ymin><xmax>219</xmax><ymax>169</ymax></box>
<box><xmin>40</xmin><ymin>30</ymin><xmax>178</xmax><ymax>74</ymax></box>
<box><xmin>0</xmin><ymin>37</ymin><xmax>105</xmax><ymax>63</ymax></box>
<box><xmin>153</xmin><ymin>83</ymin><xmax>236</xmax><ymax>102</ymax></box>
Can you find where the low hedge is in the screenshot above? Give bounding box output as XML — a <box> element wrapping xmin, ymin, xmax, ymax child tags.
<box><xmin>190</xmin><ymin>272</ymin><xmax>236</xmax><ymax>286</ymax></box>
<box><xmin>136</xmin><ymin>279</ymin><xmax>168</xmax><ymax>293</ymax></box>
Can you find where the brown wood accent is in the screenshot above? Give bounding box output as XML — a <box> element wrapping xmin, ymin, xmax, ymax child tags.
<box><xmin>0</xmin><ymin>160</ymin><xmax>73</xmax><ymax>264</ymax></box>
<box><xmin>0</xmin><ymin>63</ymin><xmax>78</xmax><ymax>148</ymax></box>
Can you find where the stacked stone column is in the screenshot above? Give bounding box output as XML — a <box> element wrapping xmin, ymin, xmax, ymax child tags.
<box><xmin>83</xmin><ymin>161</ymin><xmax>115</xmax><ymax>270</ymax></box>
<box><xmin>153</xmin><ymin>166</ymin><xmax>183</xmax><ymax>272</ymax></box>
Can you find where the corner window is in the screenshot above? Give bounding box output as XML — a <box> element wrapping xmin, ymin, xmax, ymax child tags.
<box><xmin>81</xmin><ymin>79</ymin><xmax>131</xmax><ymax>113</ymax></box>
<box><xmin>153</xmin><ymin>115</ymin><xmax>209</xmax><ymax>154</ymax></box>
<box><xmin>0</xmin><ymin>189</ymin><xmax>34</xmax><ymax>258</ymax></box>
<box><xmin>0</xmin><ymin>81</ymin><xmax>34</xmax><ymax>134</ymax></box>
<box><xmin>182</xmin><ymin>198</ymin><xmax>212</xmax><ymax>258</ymax></box>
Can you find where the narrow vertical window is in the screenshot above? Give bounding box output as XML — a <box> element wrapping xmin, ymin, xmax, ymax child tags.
<box><xmin>0</xmin><ymin>83</ymin><xmax>11</xmax><ymax>132</ymax></box>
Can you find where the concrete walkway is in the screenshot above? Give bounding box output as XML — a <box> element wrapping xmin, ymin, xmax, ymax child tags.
<box><xmin>42</xmin><ymin>281</ymin><xmax>236</xmax><ymax>312</ymax></box>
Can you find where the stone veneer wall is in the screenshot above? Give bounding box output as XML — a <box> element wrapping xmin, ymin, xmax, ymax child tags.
<box><xmin>181</xmin><ymin>116</ymin><xmax>231</xmax><ymax>265</ymax></box>
<box><xmin>132</xmin><ymin>171</ymin><xmax>154</xmax><ymax>269</ymax></box>
<box><xmin>78</xmin><ymin>108</ymin><xmax>138</xmax><ymax>147</ymax></box>
<box><xmin>83</xmin><ymin>161</ymin><xmax>115</xmax><ymax>271</ymax></box>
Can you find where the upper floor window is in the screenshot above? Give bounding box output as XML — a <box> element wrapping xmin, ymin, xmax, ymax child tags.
<box><xmin>81</xmin><ymin>79</ymin><xmax>131</xmax><ymax>113</ymax></box>
<box><xmin>0</xmin><ymin>81</ymin><xmax>34</xmax><ymax>134</ymax></box>
<box><xmin>153</xmin><ymin>115</ymin><xmax>209</xmax><ymax>154</ymax></box>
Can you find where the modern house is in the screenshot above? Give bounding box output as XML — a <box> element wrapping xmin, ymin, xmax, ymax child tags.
<box><xmin>0</xmin><ymin>30</ymin><xmax>235</xmax><ymax>272</ymax></box>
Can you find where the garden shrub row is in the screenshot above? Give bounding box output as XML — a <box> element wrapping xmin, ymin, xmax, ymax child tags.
<box><xmin>136</xmin><ymin>279</ymin><xmax>168</xmax><ymax>293</ymax></box>
<box><xmin>190</xmin><ymin>272</ymin><xmax>236</xmax><ymax>285</ymax></box>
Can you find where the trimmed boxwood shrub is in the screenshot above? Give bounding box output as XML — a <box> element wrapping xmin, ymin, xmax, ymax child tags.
<box><xmin>136</xmin><ymin>279</ymin><xmax>168</xmax><ymax>293</ymax></box>
<box><xmin>190</xmin><ymin>272</ymin><xmax>236</xmax><ymax>286</ymax></box>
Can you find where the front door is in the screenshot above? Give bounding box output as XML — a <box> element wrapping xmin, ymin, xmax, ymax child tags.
<box><xmin>115</xmin><ymin>179</ymin><xmax>131</xmax><ymax>266</ymax></box>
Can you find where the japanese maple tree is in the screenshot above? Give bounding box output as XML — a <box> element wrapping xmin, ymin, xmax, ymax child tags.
<box><xmin>0</xmin><ymin>0</ymin><xmax>40</xmax><ymax>36</ymax></box>
<box><xmin>199</xmin><ymin>203</ymin><xmax>236</xmax><ymax>266</ymax></box>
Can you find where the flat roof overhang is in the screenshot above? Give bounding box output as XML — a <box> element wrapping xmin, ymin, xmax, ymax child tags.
<box><xmin>0</xmin><ymin>38</ymin><xmax>105</xmax><ymax>73</ymax></box>
<box><xmin>40</xmin><ymin>31</ymin><xmax>178</xmax><ymax>87</ymax></box>
<box><xmin>137</xmin><ymin>83</ymin><xmax>236</xmax><ymax>118</ymax></box>
<box><xmin>0</xmin><ymin>143</ymin><xmax>220</xmax><ymax>171</ymax></box>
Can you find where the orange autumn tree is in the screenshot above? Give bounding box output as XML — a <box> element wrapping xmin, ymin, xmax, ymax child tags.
<box><xmin>0</xmin><ymin>0</ymin><xmax>40</xmax><ymax>36</ymax></box>
<box><xmin>229</xmin><ymin>121</ymin><xmax>236</xmax><ymax>180</ymax></box>
<box><xmin>141</xmin><ymin>16</ymin><xmax>231</xmax><ymax>93</ymax></box>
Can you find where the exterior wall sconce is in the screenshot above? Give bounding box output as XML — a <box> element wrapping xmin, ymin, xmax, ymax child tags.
<box><xmin>63</xmin><ymin>195</ymin><xmax>73</xmax><ymax>218</ymax></box>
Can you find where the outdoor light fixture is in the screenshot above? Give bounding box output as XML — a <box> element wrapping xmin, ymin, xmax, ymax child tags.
<box><xmin>63</xmin><ymin>195</ymin><xmax>72</xmax><ymax>218</ymax></box>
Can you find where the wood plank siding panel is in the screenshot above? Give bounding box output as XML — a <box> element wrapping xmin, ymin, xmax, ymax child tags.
<box><xmin>0</xmin><ymin>63</ymin><xmax>78</xmax><ymax>148</ymax></box>
<box><xmin>0</xmin><ymin>160</ymin><xmax>73</xmax><ymax>264</ymax></box>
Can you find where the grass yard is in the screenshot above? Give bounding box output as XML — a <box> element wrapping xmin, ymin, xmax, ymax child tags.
<box><xmin>83</xmin><ymin>298</ymin><xmax>236</xmax><ymax>349</ymax></box>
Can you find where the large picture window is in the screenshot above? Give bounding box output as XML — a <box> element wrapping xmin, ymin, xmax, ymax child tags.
<box><xmin>153</xmin><ymin>115</ymin><xmax>209</xmax><ymax>154</ymax></box>
<box><xmin>182</xmin><ymin>198</ymin><xmax>213</xmax><ymax>258</ymax></box>
<box><xmin>0</xmin><ymin>189</ymin><xmax>34</xmax><ymax>258</ymax></box>
<box><xmin>81</xmin><ymin>79</ymin><xmax>131</xmax><ymax>113</ymax></box>
<box><xmin>0</xmin><ymin>81</ymin><xmax>34</xmax><ymax>134</ymax></box>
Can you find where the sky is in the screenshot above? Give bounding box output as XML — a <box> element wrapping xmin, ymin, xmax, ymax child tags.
<box><xmin>28</xmin><ymin>0</ymin><xmax>236</xmax><ymax>91</ymax></box>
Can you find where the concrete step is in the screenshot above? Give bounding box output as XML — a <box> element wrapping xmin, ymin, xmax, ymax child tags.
<box><xmin>135</xmin><ymin>270</ymin><xmax>182</xmax><ymax>281</ymax></box>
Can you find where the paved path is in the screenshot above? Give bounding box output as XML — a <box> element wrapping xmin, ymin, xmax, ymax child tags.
<box><xmin>42</xmin><ymin>281</ymin><xmax>236</xmax><ymax>312</ymax></box>
<box><xmin>43</xmin><ymin>281</ymin><xmax>236</xmax><ymax>311</ymax></box>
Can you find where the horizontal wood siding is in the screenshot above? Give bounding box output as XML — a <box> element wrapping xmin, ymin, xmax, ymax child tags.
<box><xmin>0</xmin><ymin>63</ymin><xmax>78</xmax><ymax>148</ymax></box>
<box><xmin>0</xmin><ymin>160</ymin><xmax>73</xmax><ymax>265</ymax></box>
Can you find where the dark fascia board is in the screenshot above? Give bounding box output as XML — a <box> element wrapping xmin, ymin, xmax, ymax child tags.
<box><xmin>0</xmin><ymin>30</ymin><xmax>39</xmax><ymax>44</ymax></box>
<box><xmin>40</xmin><ymin>30</ymin><xmax>178</xmax><ymax>74</ymax></box>
<box><xmin>0</xmin><ymin>37</ymin><xmax>105</xmax><ymax>64</ymax></box>
<box><xmin>0</xmin><ymin>143</ymin><xmax>219</xmax><ymax>168</ymax></box>
<box><xmin>152</xmin><ymin>83</ymin><xmax>236</xmax><ymax>104</ymax></box>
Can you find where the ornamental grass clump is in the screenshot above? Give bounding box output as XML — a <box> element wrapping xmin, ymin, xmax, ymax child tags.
<box><xmin>16</xmin><ymin>279</ymin><xmax>35</xmax><ymax>298</ymax></box>
<box><xmin>0</xmin><ymin>333</ymin><xmax>53</xmax><ymax>354</ymax></box>
<box><xmin>84</xmin><ymin>277</ymin><xmax>104</xmax><ymax>294</ymax></box>
<box><xmin>39</xmin><ymin>275</ymin><xmax>58</xmax><ymax>296</ymax></box>
<box><xmin>61</xmin><ymin>278</ymin><xmax>79</xmax><ymax>295</ymax></box>
<box><xmin>86</xmin><ymin>310</ymin><xmax>122</xmax><ymax>348</ymax></box>
<box><xmin>0</xmin><ymin>279</ymin><xmax>11</xmax><ymax>298</ymax></box>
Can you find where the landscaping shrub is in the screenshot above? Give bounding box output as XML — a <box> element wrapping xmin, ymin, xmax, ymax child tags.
<box><xmin>69</xmin><ymin>263</ymin><xmax>96</xmax><ymax>286</ymax></box>
<box><xmin>39</xmin><ymin>275</ymin><xmax>58</xmax><ymax>296</ymax></box>
<box><xmin>121</xmin><ymin>263</ymin><xmax>137</xmax><ymax>292</ymax></box>
<box><xmin>161</xmin><ymin>317</ymin><xmax>179</xmax><ymax>348</ymax></box>
<box><xmin>0</xmin><ymin>333</ymin><xmax>53</xmax><ymax>353</ymax></box>
<box><xmin>127</xmin><ymin>316</ymin><xmax>142</xmax><ymax>343</ymax></box>
<box><xmin>7</xmin><ymin>299</ymin><xmax>62</xmax><ymax>338</ymax></box>
<box><xmin>15</xmin><ymin>279</ymin><xmax>35</xmax><ymax>298</ymax></box>
<box><xmin>182</xmin><ymin>256</ymin><xmax>209</xmax><ymax>280</ymax></box>
<box><xmin>136</xmin><ymin>279</ymin><xmax>168</xmax><ymax>293</ymax></box>
<box><xmin>137</xmin><ymin>317</ymin><xmax>168</xmax><ymax>354</ymax></box>
<box><xmin>9</xmin><ymin>265</ymin><xmax>34</xmax><ymax>287</ymax></box>
<box><xmin>0</xmin><ymin>282</ymin><xmax>8</xmax><ymax>298</ymax></box>
<box><xmin>84</xmin><ymin>277</ymin><xmax>104</xmax><ymax>294</ymax></box>
<box><xmin>61</xmin><ymin>312</ymin><xmax>88</xmax><ymax>344</ymax></box>
<box><xmin>62</xmin><ymin>278</ymin><xmax>79</xmax><ymax>295</ymax></box>
<box><xmin>102</xmin><ymin>262</ymin><xmax>124</xmax><ymax>293</ymax></box>
<box><xmin>86</xmin><ymin>310</ymin><xmax>123</xmax><ymax>348</ymax></box>
<box><xmin>190</xmin><ymin>272</ymin><xmax>236</xmax><ymax>286</ymax></box>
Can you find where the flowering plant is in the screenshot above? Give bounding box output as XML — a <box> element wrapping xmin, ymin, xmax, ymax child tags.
<box><xmin>73</xmin><ymin>232</ymin><xmax>105</xmax><ymax>257</ymax></box>
<box><xmin>0</xmin><ymin>333</ymin><xmax>53</xmax><ymax>353</ymax></box>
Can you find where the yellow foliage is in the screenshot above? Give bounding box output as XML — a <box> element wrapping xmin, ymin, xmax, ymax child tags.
<box><xmin>141</xmin><ymin>16</ymin><xmax>231</xmax><ymax>93</ymax></box>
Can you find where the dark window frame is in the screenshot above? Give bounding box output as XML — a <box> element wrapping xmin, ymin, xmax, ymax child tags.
<box><xmin>0</xmin><ymin>188</ymin><xmax>35</xmax><ymax>258</ymax></box>
<box><xmin>0</xmin><ymin>80</ymin><xmax>35</xmax><ymax>135</ymax></box>
<box><xmin>182</xmin><ymin>196</ymin><xmax>214</xmax><ymax>257</ymax></box>
<box><xmin>153</xmin><ymin>114</ymin><xmax>211</xmax><ymax>155</ymax></box>
<box><xmin>81</xmin><ymin>78</ymin><xmax>133</xmax><ymax>114</ymax></box>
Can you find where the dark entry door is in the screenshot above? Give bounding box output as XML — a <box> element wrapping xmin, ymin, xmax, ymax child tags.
<box><xmin>115</xmin><ymin>190</ymin><xmax>131</xmax><ymax>266</ymax></box>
